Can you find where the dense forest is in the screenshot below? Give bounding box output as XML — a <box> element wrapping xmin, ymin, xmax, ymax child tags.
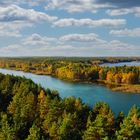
<box><xmin>0</xmin><ymin>73</ymin><xmax>140</xmax><ymax>139</ymax></box>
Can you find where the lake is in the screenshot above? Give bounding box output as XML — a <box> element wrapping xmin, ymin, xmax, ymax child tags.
<box><xmin>0</xmin><ymin>68</ymin><xmax>140</xmax><ymax>115</ymax></box>
<box><xmin>101</xmin><ymin>61</ymin><xmax>140</xmax><ymax>67</ymax></box>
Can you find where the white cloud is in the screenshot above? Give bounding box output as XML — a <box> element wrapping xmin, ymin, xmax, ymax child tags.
<box><xmin>0</xmin><ymin>4</ymin><xmax>58</xmax><ymax>38</ymax></box>
<box><xmin>0</xmin><ymin>21</ymin><xmax>33</xmax><ymax>37</ymax></box>
<box><xmin>53</xmin><ymin>18</ymin><xmax>126</xmax><ymax>27</ymax></box>
<box><xmin>110</xmin><ymin>28</ymin><xmax>140</xmax><ymax>37</ymax></box>
<box><xmin>0</xmin><ymin>30</ymin><xmax>21</xmax><ymax>37</ymax></box>
<box><xmin>0</xmin><ymin>4</ymin><xmax>57</xmax><ymax>22</ymax></box>
<box><xmin>0</xmin><ymin>44</ymin><xmax>23</xmax><ymax>56</ymax></box>
<box><xmin>1</xmin><ymin>39</ymin><xmax>138</xmax><ymax>57</ymax></box>
<box><xmin>107</xmin><ymin>40</ymin><xmax>134</xmax><ymax>50</ymax></box>
<box><xmin>22</xmin><ymin>33</ymin><xmax>107</xmax><ymax>45</ymax></box>
<box><xmin>0</xmin><ymin>43</ymin><xmax>76</xmax><ymax>57</ymax></box>
<box><xmin>106</xmin><ymin>9</ymin><xmax>132</xmax><ymax>16</ymax></box>
<box><xmin>12</xmin><ymin>33</ymin><xmax>137</xmax><ymax>50</ymax></box>
<box><xmin>0</xmin><ymin>0</ymin><xmax>49</xmax><ymax>6</ymax></box>
<box><xmin>45</xmin><ymin>0</ymin><xmax>113</xmax><ymax>13</ymax></box>
<box><xmin>0</xmin><ymin>21</ymin><xmax>32</xmax><ymax>30</ymax></box>
<box><xmin>23</xmin><ymin>33</ymin><xmax>56</xmax><ymax>46</ymax></box>
<box><xmin>0</xmin><ymin>33</ymin><xmax>139</xmax><ymax>56</ymax></box>
<box><xmin>59</xmin><ymin>33</ymin><xmax>106</xmax><ymax>43</ymax></box>
<box><xmin>106</xmin><ymin>7</ymin><xmax>140</xmax><ymax>17</ymax></box>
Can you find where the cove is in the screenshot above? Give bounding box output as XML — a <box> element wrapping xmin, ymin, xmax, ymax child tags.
<box><xmin>0</xmin><ymin>68</ymin><xmax>140</xmax><ymax>115</ymax></box>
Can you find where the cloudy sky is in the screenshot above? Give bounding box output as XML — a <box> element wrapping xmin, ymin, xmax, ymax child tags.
<box><xmin>0</xmin><ymin>0</ymin><xmax>140</xmax><ymax>56</ymax></box>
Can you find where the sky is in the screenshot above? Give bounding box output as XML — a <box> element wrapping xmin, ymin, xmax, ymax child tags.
<box><xmin>0</xmin><ymin>0</ymin><xmax>140</xmax><ymax>57</ymax></box>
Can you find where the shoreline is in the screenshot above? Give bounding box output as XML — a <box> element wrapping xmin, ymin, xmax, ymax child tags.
<box><xmin>0</xmin><ymin>67</ymin><xmax>140</xmax><ymax>94</ymax></box>
<box><xmin>26</xmin><ymin>70</ymin><xmax>140</xmax><ymax>94</ymax></box>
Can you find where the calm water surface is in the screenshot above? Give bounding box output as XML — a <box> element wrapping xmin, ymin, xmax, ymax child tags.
<box><xmin>101</xmin><ymin>61</ymin><xmax>140</xmax><ymax>67</ymax></box>
<box><xmin>0</xmin><ymin>68</ymin><xmax>140</xmax><ymax>115</ymax></box>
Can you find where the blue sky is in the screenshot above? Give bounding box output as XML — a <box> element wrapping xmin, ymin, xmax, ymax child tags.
<box><xmin>0</xmin><ymin>0</ymin><xmax>140</xmax><ymax>56</ymax></box>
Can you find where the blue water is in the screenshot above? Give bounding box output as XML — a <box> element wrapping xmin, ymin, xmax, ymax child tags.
<box><xmin>101</xmin><ymin>61</ymin><xmax>140</xmax><ymax>67</ymax></box>
<box><xmin>0</xmin><ymin>68</ymin><xmax>140</xmax><ymax>115</ymax></box>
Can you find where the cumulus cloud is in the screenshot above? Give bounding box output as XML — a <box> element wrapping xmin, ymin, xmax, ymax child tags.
<box><xmin>0</xmin><ymin>44</ymin><xmax>76</xmax><ymax>56</ymax></box>
<box><xmin>0</xmin><ymin>4</ymin><xmax>57</xmax><ymax>22</ymax></box>
<box><xmin>23</xmin><ymin>33</ymin><xmax>106</xmax><ymax>45</ymax></box>
<box><xmin>0</xmin><ymin>1</ymin><xmax>138</xmax><ymax>56</ymax></box>
<box><xmin>0</xmin><ymin>30</ymin><xmax>21</xmax><ymax>37</ymax></box>
<box><xmin>13</xmin><ymin>33</ymin><xmax>138</xmax><ymax>50</ymax></box>
<box><xmin>0</xmin><ymin>21</ymin><xmax>33</xmax><ymax>37</ymax></box>
<box><xmin>0</xmin><ymin>0</ymin><xmax>49</xmax><ymax>7</ymax></box>
<box><xmin>106</xmin><ymin>7</ymin><xmax>140</xmax><ymax>17</ymax></box>
<box><xmin>53</xmin><ymin>18</ymin><xmax>126</xmax><ymax>27</ymax></box>
<box><xmin>23</xmin><ymin>33</ymin><xmax>56</xmax><ymax>46</ymax></box>
<box><xmin>59</xmin><ymin>33</ymin><xmax>106</xmax><ymax>43</ymax></box>
<box><xmin>45</xmin><ymin>0</ymin><xmax>113</xmax><ymax>13</ymax></box>
<box><xmin>97</xmin><ymin>0</ymin><xmax>140</xmax><ymax>8</ymax></box>
<box><xmin>1</xmin><ymin>0</ymin><xmax>140</xmax><ymax>17</ymax></box>
<box><xmin>2</xmin><ymin>0</ymin><xmax>140</xmax><ymax>10</ymax></box>
<box><xmin>45</xmin><ymin>0</ymin><xmax>140</xmax><ymax>18</ymax></box>
<box><xmin>110</xmin><ymin>28</ymin><xmax>140</xmax><ymax>37</ymax></box>
<box><xmin>107</xmin><ymin>40</ymin><xmax>134</xmax><ymax>50</ymax></box>
<box><xmin>44</xmin><ymin>0</ymin><xmax>140</xmax><ymax>15</ymax></box>
<box><xmin>0</xmin><ymin>4</ymin><xmax>58</xmax><ymax>38</ymax></box>
<box><xmin>1</xmin><ymin>39</ymin><xmax>138</xmax><ymax>57</ymax></box>
<box><xmin>0</xmin><ymin>44</ymin><xmax>24</xmax><ymax>57</ymax></box>
<box><xmin>0</xmin><ymin>21</ymin><xmax>32</xmax><ymax>30</ymax></box>
<box><xmin>1</xmin><ymin>32</ymin><xmax>139</xmax><ymax>57</ymax></box>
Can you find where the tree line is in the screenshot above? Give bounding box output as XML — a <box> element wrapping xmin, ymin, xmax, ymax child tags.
<box><xmin>0</xmin><ymin>73</ymin><xmax>140</xmax><ymax>139</ymax></box>
<box><xmin>0</xmin><ymin>58</ymin><xmax>140</xmax><ymax>85</ymax></box>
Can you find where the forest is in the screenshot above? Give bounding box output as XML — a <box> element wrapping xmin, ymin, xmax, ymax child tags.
<box><xmin>0</xmin><ymin>57</ymin><xmax>140</xmax><ymax>93</ymax></box>
<box><xmin>0</xmin><ymin>73</ymin><xmax>140</xmax><ymax>139</ymax></box>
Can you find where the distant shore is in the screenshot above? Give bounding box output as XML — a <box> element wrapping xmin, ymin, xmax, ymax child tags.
<box><xmin>0</xmin><ymin>67</ymin><xmax>140</xmax><ymax>94</ymax></box>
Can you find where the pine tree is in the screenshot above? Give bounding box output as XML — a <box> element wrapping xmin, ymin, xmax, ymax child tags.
<box><xmin>26</xmin><ymin>124</ymin><xmax>41</xmax><ymax>140</ymax></box>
